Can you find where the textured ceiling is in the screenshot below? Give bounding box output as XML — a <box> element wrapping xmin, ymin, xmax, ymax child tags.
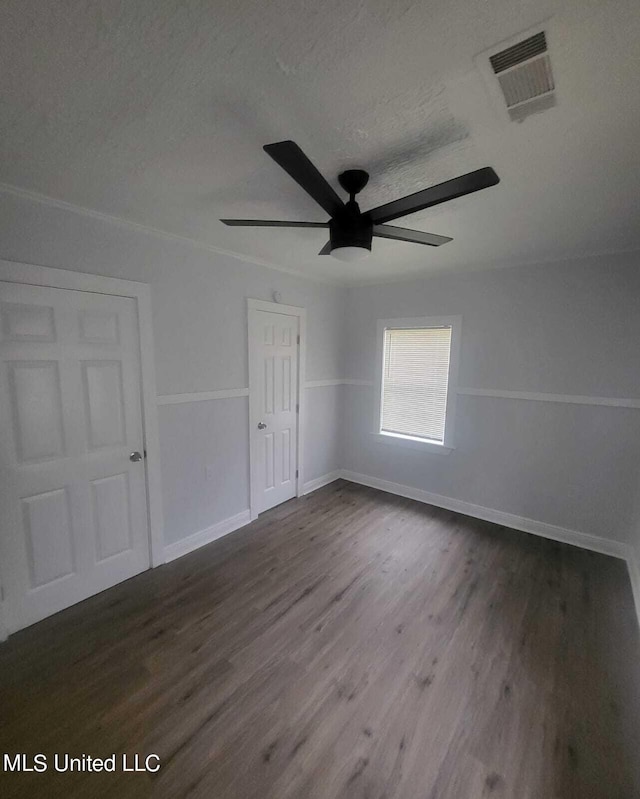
<box><xmin>1</xmin><ymin>0</ymin><xmax>639</xmax><ymax>284</ymax></box>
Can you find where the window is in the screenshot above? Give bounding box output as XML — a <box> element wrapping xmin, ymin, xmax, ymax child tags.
<box><xmin>376</xmin><ymin>317</ymin><xmax>460</xmax><ymax>451</ymax></box>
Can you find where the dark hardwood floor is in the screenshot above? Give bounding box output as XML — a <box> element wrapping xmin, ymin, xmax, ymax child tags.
<box><xmin>2</xmin><ymin>480</ymin><xmax>640</xmax><ymax>799</ymax></box>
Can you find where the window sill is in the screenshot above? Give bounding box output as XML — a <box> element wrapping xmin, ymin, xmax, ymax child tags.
<box><xmin>370</xmin><ymin>431</ymin><xmax>454</xmax><ymax>455</ymax></box>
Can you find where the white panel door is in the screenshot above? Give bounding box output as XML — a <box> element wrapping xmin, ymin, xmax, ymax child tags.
<box><xmin>249</xmin><ymin>309</ymin><xmax>299</xmax><ymax>514</ymax></box>
<box><xmin>0</xmin><ymin>282</ymin><xmax>150</xmax><ymax>633</ymax></box>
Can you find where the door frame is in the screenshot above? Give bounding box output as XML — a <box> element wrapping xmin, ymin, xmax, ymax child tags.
<box><xmin>0</xmin><ymin>259</ymin><xmax>165</xmax><ymax>639</ymax></box>
<box><xmin>247</xmin><ymin>298</ymin><xmax>306</xmax><ymax>520</ymax></box>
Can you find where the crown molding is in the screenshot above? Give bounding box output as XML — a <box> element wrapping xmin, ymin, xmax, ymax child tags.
<box><xmin>0</xmin><ymin>181</ymin><xmax>342</xmax><ymax>286</ymax></box>
<box><xmin>346</xmin><ymin>245</ymin><xmax>640</xmax><ymax>288</ymax></box>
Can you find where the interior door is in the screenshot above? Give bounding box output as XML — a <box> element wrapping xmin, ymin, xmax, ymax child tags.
<box><xmin>249</xmin><ymin>308</ymin><xmax>299</xmax><ymax>515</ymax></box>
<box><xmin>0</xmin><ymin>282</ymin><xmax>150</xmax><ymax>633</ymax></box>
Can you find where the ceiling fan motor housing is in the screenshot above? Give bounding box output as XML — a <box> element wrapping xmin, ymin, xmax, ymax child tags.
<box><xmin>329</xmin><ymin>211</ymin><xmax>373</xmax><ymax>253</ymax></box>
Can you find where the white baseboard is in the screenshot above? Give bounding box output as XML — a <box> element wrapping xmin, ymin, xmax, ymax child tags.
<box><xmin>303</xmin><ymin>470</ymin><xmax>342</xmax><ymax>495</ymax></box>
<box><xmin>164</xmin><ymin>470</ymin><xmax>342</xmax><ymax>565</ymax></box>
<box><xmin>0</xmin><ymin>605</ymin><xmax>8</xmax><ymax>642</ymax></box>
<box><xmin>628</xmin><ymin>550</ymin><xmax>640</xmax><ymax>630</ymax></box>
<box><xmin>339</xmin><ymin>470</ymin><xmax>629</xmax><ymax>561</ymax></box>
<box><xmin>164</xmin><ymin>509</ymin><xmax>252</xmax><ymax>562</ymax></box>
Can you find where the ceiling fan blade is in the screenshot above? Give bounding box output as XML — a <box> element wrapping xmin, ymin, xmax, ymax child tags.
<box><xmin>367</xmin><ymin>167</ymin><xmax>500</xmax><ymax>225</ymax></box>
<box><xmin>220</xmin><ymin>219</ymin><xmax>328</xmax><ymax>228</ymax></box>
<box><xmin>318</xmin><ymin>241</ymin><xmax>332</xmax><ymax>255</ymax></box>
<box><xmin>373</xmin><ymin>224</ymin><xmax>452</xmax><ymax>247</ymax></box>
<box><xmin>263</xmin><ymin>141</ymin><xmax>345</xmax><ymax>217</ymax></box>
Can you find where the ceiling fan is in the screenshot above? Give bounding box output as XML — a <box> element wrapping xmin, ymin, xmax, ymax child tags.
<box><xmin>221</xmin><ymin>140</ymin><xmax>500</xmax><ymax>262</ymax></box>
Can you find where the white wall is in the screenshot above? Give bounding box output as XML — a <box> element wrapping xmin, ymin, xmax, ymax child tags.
<box><xmin>3</xmin><ymin>184</ymin><xmax>640</xmax><ymax>562</ymax></box>
<box><xmin>0</xmin><ymin>188</ymin><xmax>345</xmax><ymax>547</ymax></box>
<box><xmin>342</xmin><ymin>253</ymin><xmax>640</xmax><ymax>548</ymax></box>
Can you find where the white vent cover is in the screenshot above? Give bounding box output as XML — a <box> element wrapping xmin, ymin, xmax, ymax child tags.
<box><xmin>490</xmin><ymin>31</ymin><xmax>555</xmax><ymax>121</ymax></box>
<box><xmin>474</xmin><ymin>24</ymin><xmax>557</xmax><ymax>122</ymax></box>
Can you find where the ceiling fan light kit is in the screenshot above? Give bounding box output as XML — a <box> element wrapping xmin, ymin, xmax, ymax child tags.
<box><xmin>221</xmin><ymin>140</ymin><xmax>500</xmax><ymax>263</ymax></box>
<box><xmin>330</xmin><ymin>246</ymin><xmax>371</xmax><ymax>262</ymax></box>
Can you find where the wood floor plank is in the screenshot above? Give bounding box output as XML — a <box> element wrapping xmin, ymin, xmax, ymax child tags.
<box><xmin>1</xmin><ymin>480</ymin><xmax>639</xmax><ymax>798</ymax></box>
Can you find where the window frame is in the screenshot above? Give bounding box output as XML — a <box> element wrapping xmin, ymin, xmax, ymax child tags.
<box><xmin>373</xmin><ymin>315</ymin><xmax>462</xmax><ymax>454</ymax></box>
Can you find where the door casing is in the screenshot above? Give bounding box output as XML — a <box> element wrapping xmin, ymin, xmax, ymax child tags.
<box><xmin>0</xmin><ymin>259</ymin><xmax>165</xmax><ymax>641</ymax></box>
<box><xmin>247</xmin><ymin>298</ymin><xmax>306</xmax><ymax>520</ymax></box>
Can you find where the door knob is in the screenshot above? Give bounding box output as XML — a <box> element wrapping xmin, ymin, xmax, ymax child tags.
<box><xmin>257</xmin><ymin>422</ymin><xmax>267</xmax><ymax>430</ymax></box>
<box><xmin>129</xmin><ymin>451</ymin><xmax>143</xmax><ymax>462</ymax></box>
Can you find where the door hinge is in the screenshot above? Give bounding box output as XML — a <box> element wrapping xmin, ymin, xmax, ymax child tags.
<box><xmin>296</xmin><ymin>469</ymin><xmax>299</xmax><ymax>478</ymax></box>
<box><xmin>0</xmin><ymin>583</ymin><xmax>4</xmax><ymax>602</ymax></box>
<box><xmin>296</xmin><ymin>403</ymin><xmax>299</xmax><ymax>413</ymax></box>
<box><xmin>297</xmin><ymin>334</ymin><xmax>300</xmax><ymax>345</ymax></box>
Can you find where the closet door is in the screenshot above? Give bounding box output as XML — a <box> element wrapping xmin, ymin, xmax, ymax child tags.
<box><xmin>0</xmin><ymin>282</ymin><xmax>150</xmax><ymax>633</ymax></box>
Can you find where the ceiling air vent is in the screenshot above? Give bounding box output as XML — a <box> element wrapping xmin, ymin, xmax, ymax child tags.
<box><xmin>488</xmin><ymin>30</ymin><xmax>556</xmax><ymax>122</ymax></box>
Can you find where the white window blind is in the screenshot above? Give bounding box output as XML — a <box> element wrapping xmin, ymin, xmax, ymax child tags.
<box><xmin>381</xmin><ymin>326</ymin><xmax>452</xmax><ymax>443</ymax></box>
